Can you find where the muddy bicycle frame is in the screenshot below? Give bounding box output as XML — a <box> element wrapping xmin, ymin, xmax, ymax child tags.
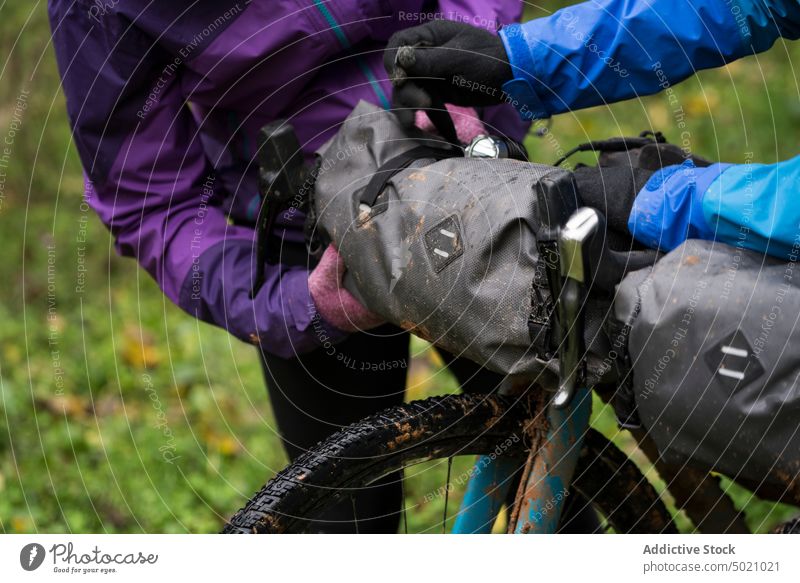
<box><xmin>451</xmin><ymin>388</ymin><xmax>591</xmax><ymax>534</ymax></box>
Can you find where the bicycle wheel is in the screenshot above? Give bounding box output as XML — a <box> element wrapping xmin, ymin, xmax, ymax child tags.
<box><xmin>222</xmin><ymin>393</ymin><xmax>676</xmax><ymax>533</ymax></box>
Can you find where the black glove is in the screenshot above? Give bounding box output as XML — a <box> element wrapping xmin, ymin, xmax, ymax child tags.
<box><xmin>384</xmin><ymin>21</ymin><xmax>512</xmax><ymax>128</ymax></box>
<box><xmin>574</xmin><ymin>165</ymin><xmax>654</xmax><ymax>236</ymax></box>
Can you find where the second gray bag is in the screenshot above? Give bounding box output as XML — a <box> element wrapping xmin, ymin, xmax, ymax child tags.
<box><xmin>616</xmin><ymin>239</ymin><xmax>800</xmax><ymax>495</ymax></box>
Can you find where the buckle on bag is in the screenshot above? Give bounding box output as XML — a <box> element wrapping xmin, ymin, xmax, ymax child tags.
<box><xmin>553</xmin><ymin>207</ymin><xmax>600</xmax><ymax>408</ymax></box>
<box><xmin>533</xmin><ymin>171</ymin><xmax>604</xmax><ymax>408</ymax></box>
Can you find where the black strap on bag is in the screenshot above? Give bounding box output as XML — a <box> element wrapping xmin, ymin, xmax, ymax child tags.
<box><xmin>360</xmin><ymin>92</ymin><xmax>465</xmax><ymax>208</ymax></box>
<box><xmin>426</xmin><ymin>96</ymin><xmax>461</xmax><ymax>148</ymax></box>
<box><xmin>358</xmin><ymin>145</ymin><xmax>462</xmax><ymax>208</ymax></box>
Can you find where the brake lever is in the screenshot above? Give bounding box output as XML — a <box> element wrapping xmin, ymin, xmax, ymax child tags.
<box><xmin>553</xmin><ymin>207</ymin><xmax>600</xmax><ymax>409</ymax></box>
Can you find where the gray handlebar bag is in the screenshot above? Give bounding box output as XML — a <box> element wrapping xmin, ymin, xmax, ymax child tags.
<box><xmin>313</xmin><ymin>101</ymin><xmax>574</xmax><ymax>380</ymax></box>
<box><xmin>616</xmin><ymin>239</ymin><xmax>800</xmax><ymax>493</ymax></box>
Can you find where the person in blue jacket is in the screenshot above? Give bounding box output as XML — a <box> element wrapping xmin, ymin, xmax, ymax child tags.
<box><xmin>385</xmin><ymin>0</ymin><xmax>800</xmax><ymax>260</ymax></box>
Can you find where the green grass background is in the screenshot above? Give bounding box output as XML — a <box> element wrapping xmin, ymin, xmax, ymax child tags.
<box><xmin>1</xmin><ymin>1</ymin><xmax>798</xmax><ymax>533</ymax></box>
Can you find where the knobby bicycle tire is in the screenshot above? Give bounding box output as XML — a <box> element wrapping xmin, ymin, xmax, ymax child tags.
<box><xmin>223</xmin><ymin>393</ymin><xmax>676</xmax><ymax>533</ymax></box>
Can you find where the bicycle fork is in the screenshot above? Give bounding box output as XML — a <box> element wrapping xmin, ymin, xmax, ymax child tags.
<box><xmin>450</xmin><ymin>390</ymin><xmax>591</xmax><ymax>534</ymax></box>
<box><xmin>511</xmin><ymin>388</ymin><xmax>591</xmax><ymax>533</ymax></box>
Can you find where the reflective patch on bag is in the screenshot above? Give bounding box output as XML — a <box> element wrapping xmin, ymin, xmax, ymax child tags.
<box><xmin>355</xmin><ymin>187</ymin><xmax>390</xmax><ymax>225</ymax></box>
<box><xmin>425</xmin><ymin>215</ymin><xmax>463</xmax><ymax>272</ymax></box>
<box><xmin>703</xmin><ymin>328</ymin><xmax>764</xmax><ymax>389</ymax></box>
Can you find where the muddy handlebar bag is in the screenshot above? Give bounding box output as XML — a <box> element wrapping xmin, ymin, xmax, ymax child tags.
<box><xmin>312</xmin><ymin>101</ymin><xmax>605</xmax><ymax>381</ymax></box>
<box><xmin>615</xmin><ymin>239</ymin><xmax>800</xmax><ymax>495</ymax></box>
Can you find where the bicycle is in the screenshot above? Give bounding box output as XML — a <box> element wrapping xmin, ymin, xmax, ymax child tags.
<box><xmin>223</xmin><ymin>129</ymin><xmax>800</xmax><ymax>535</ymax></box>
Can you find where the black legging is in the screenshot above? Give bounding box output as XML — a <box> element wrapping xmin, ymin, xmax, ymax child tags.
<box><xmin>259</xmin><ymin>324</ymin><xmax>507</xmax><ymax>533</ymax></box>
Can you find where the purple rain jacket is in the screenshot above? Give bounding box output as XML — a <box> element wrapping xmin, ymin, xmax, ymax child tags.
<box><xmin>48</xmin><ymin>1</ymin><xmax>526</xmax><ymax>358</ymax></box>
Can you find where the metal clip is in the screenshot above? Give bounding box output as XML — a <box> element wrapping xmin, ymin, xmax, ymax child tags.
<box><xmin>552</xmin><ymin>207</ymin><xmax>600</xmax><ymax>409</ymax></box>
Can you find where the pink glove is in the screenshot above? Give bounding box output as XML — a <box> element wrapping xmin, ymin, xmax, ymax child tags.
<box><xmin>415</xmin><ymin>105</ymin><xmax>486</xmax><ymax>144</ymax></box>
<box><xmin>308</xmin><ymin>245</ymin><xmax>385</xmax><ymax>333</ymax></box>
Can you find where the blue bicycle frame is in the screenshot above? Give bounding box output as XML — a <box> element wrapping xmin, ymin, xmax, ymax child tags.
<box><xmin>452</xmin><ymin>388</ymin><xmax>592</xmax><ymax>534</ymax></box>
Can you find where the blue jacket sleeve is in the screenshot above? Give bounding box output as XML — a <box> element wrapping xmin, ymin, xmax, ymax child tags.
<box><xmin>498</xmin><ymin>0</ymin><xmax>800</xmax><ymax>119</ymax></box>
<box><xmin>629</xmin><ymin>156</ymin><xmax>800</xmax><ymax>261</ymax></box>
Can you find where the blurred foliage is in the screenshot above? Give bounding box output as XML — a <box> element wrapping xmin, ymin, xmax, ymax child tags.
<box><xmin>1</xmin><ymin>1</ymin><xmax>798</xmax><ymax>533</ymax></box>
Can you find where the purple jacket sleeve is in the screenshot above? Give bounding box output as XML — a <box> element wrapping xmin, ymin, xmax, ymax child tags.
<box><xmin>49</xmin><ymin>2</ymin><xmax>344</xmax><ymax>358</ymax></box>
<box><xmin>109</xmin><ymin>76</ymin><xmax>344</xmax><ymax>357</ymax></box>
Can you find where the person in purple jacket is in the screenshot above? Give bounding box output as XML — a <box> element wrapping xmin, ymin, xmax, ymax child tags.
<box><xmin>48</xmin><ymin>1</ymin><xmax>526</xmax><ymax>532</ymax></box>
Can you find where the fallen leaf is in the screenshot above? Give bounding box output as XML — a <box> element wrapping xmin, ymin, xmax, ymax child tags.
<box><xmin>120</xmin><ymin>326</ymin><xmax>161</xmax><ymax>369</ymax></box>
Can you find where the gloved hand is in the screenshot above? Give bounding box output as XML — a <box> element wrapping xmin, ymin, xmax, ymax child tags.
<box><xmin>571</xmin><ymin>140</ymin><xmax>711</xmax><ymax>247</ymax></box>
<box><xmin>308</xmin><ymin>245</ymin><xmax>385</xmax><ymax>333</ymax></box>
<box><xmin>384</xmin><ymin>21</ymin><xmax>512</xmax><ymax>128</ymax></box>
<box><xmin>573</xmin><ymin>165</ymin><xmax>654</xmax><ymax>235</ymax></box>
